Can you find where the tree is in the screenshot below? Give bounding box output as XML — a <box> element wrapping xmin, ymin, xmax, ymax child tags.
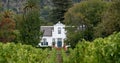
<box><xmin>0</xmin><ymin>3</ymin><xmax>2</xmax><ymax>21</ymax></box>
<box><xmin>0</xmin><ymin>0</ymin><xmax>2</xmax><ymax>12</ymax></box>
<box><xmin>20</xmin><ymin>0</ymin><xmax>41</xmax><ymax>46</ymax></box>
<box><xmin>64</xmin><ymin>0</ymin><xmax>109</xmax><ymax>26</ymax></box>
<box><xmin>94</xmin><ymin>0</ymin><xmax>120</xmax><ymax>38</ymax></box>
<box><xmin>0</xmin><ymin>10</ymin><xmax>16</xmax><ymax>43</ymax></box>
<box><xmin>72</xmin><ymin>0</ymin><xmax>82</xmax><ymax>3</ymax></box>
<box><xmin>64</xmin><ymin>0</ymin><xmax>109</xmax><ymax>48</ymax></box>
<box><xmin>49</xmin><ymin>0</ymin><xmax>73</xmax><ymax>24</ymax></box>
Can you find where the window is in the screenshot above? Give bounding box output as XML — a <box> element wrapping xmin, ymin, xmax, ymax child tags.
<box><xmin>58</xmin><ymin>27</ymin><xmax>61</xmax><ymax>34</ymax></box>
<box><xmin>41</xmin><ymin>42</ymin><xmax>43</xmax><ymax>45</ymax></box>
<box><xmin>41</xmin><ymin>38</ymin><xmax>48</xmax><ymax>46</ymax></box>
<box><xmin>52</xmin><ymin>38</ymin><xmax>55</xmax><ymax>42</ymax></box>
<box><xmin>43</xmin><ymin>38</ymin><xmax>47</xmax><ymax>42</ymax></box>
<box><xmin>58</xmin><ymin>38</ymin><xmax>62</xmax><ymax>42</ymax></box>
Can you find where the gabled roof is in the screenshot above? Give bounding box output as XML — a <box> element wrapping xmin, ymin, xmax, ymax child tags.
<box><xmin>40</xmin><ymin>21</ymin><xmax>65</xmax><ymax>37</ymax></box>
<box><xmin>41</xmin><ymin>26</ymin><xmax>53</xmax><ymax>36</ymax></box>
<box><xmin>54</xmin><ymin>21</ymin><xmax>65</xmax><ymax>26</ymax></box>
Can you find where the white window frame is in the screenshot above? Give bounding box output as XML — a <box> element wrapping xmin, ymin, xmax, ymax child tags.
<box><xmin>58</xmin><ymin>27</ymin><xmax>61</xmax><ymax>34</ymax></box>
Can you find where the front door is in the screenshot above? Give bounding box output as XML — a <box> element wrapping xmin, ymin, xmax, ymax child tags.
<box><xmin>57</xmin><ymin>38</ymin><xmax>62</xmax><ymax>48</ymax></box>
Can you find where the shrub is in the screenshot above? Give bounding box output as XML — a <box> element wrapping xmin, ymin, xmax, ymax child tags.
<box><xmin>0</xmin><ymin>43</ymin><xmax>49</xmax><ymax>63</ymax></box>
<box><xmin>62</xmin><ymin>32</ymin><xmax>120</xmax><ymax>63</ymax></box>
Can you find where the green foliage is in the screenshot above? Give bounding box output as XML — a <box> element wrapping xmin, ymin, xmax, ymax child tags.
<box><xmin>64</xmin><ymin>0</ymin><xmax>110</xmax><ymax>48</ymax></box>
<box><xmin>0</xmin><ymin>43</ymin><xmax>50</xmax><ymax>63</ymax></box>
<box><xmin>1</xmin><ymin>32</ymin><xmax>120</xmax><ymax>63</ymax></box>
<box><xmin>0</xmin><ymin>42</ymin><xmax>59</xmax><ymax>63</ymax></box>
<box><xmin>12</xmin><ymin>30</ymin><xmax>21</xmax><ymax>43</ymax></box>
<box><xmin>0</xmin><ymin>10</ymin><xmax>16</xmax><ymax>43</ymax></box>
<box><xmin>65</xmin><ymin>31</ymin><xmax>83</xmax><ymax>48</ymax></box>
<box><xmin>0</xmin><ymin>0</ymin><xmax>2</xmax><ymax>11</ymax></box>
<box><xmin>64</xmin><ymin>0</ymin><xmax>109</xmax><ymax>26</ymax></box>
<box><xmin>20</xmin><ymin>0</ymin><xmax>41</xmax><ymax>46</ymax></box>
<box><xmin>62</xmin><ymin>32</ymin><xmax>120</xmax><ymax>63</ymax></box>
<box><xmin>94</xmin><ymin>0</ymin><xmax>120</xmax><ymax>37</ymax></box>
<box><xmin>45</xmin><ymin>49</ymin><xmax>57</xmax><ymax>63</ymax></box>
<box><xmin>73</xmin><ymin>0</ymin><xmax>81</xmax><ymax>3</ymax></box>
<box><xmin>14</xmin><ymin>14</ymin><xmax>23</xmax><ymax>29</ymax></box>
<box><xmin>49</xmin><ymin>0</ymin><xmax>73</xmax><ymax>23</ymax></box>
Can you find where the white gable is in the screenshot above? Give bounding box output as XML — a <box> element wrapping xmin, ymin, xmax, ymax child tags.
<box><xmin>54</xmin><ymin>21</ymin><xmax>65</xmax><ymax>26</ymax></box>
<box><xmin>39</xmin><ymin>21</ymin><xmax>66</xmax><ymax>48</ymax></box>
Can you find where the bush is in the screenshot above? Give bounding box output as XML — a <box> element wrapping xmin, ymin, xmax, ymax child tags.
<box><xmin>0</xmin><ymin>43</ymin><xmax>49</xmax><ymax>63</ymax></box>
<box><xmin>62</xmin><ymin>32</ymin><xmax>120</xmax><ymax>63</ymax></box>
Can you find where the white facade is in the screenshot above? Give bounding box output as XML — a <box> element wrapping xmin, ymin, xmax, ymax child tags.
<box><xmin>39</xmin><ymin>22</ymin><xmax>66</xmax><ymax>48</ymax></box>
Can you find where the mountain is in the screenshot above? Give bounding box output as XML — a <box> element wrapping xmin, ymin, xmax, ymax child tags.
<box><xmin>0</xmin><ymin>0</ymin><xmax>81</xmax><ymax>23</ymax></box>
<box><xmin>1</xmin><ymin>0</ymin><xmax>26</xmax><ymax>13</ymax></box>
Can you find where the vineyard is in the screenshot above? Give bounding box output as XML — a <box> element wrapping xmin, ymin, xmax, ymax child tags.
<box><xmin>62</xmin><ymin>32</ymin><xmax>120</xmax><ymax>63</ymax></box>
<box><xmin>0</xmin><ymin>32</ymin><xmax>120</xmax><ymax>63</ymax></box>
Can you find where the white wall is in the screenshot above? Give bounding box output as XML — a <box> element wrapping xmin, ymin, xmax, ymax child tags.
<box><xmin>39</xmin><ymin>22</ymin><xmax>66</xmax><ymax>47</ymax></box>
<box><xmin>39</xmin><ymin>36</ymin><xmax>52</xmax><ymax>47</ymax></box>
<box><xmin>52</xmin><ymin>24</ymin><xmax>66</xmax><ymax>47</ymax></box>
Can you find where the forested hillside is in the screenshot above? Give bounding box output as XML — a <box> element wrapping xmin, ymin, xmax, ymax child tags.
<box><xmin>0</xmin><ymin>0</ymin><xmax>81</xmax><ymax>12</ymax></box>
<box><xmin>0</xmin><ymin>0</ymin><xmax>81</xmax><ymax>22</ymax></box>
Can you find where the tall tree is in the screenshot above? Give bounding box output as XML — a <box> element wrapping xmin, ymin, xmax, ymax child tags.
<box><xmin>64</xmin><ymin>0</ymin><xmax>109</xmax><ymax>48</ymax></box>
<box><xmin>73</xmin><ymin>0</ymin><xmax>81</xmax><ymax>3</ymax></box>
<box><xmin>0</xmin><ymin>0</ymin><xmax>1</xmax><ymax>7</ymax></box>
<box><xmin>0</xmin><ymin>10</ymin><xmax>15</xmax><ymax>43</ymax></box>
<box><xmin>20</xmin><ymin>0</ymin><xmax>41</xmax><ymax>46</ymax></box>
<box><xmin>65</xmin><ymin>0</ymin><xmax>109</xmax><ymax>27</ymax></box>
<box><xmin>94</xmin><ymin>0</ymin><xmax>120</xmax><ymax>37</ymax></box>
<box><xmin>49</xmin><ymin>0</ymin><xmax>73</xmax><ymax>24</ymax></box>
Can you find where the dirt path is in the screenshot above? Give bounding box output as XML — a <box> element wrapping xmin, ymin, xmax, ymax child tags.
<box><xmin>56</xmin><ymin>50</ymin><xmax>63</xmax><ymax>63</ymax></box>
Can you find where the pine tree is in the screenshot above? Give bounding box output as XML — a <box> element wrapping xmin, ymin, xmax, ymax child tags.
<box><xmin>20</xmin><ymin>0</ymin><xmax>41</xmax><ymax>46</ymax></box>
<box><xmin>0</xmin><ymin>0</ymin><xmax>1</xmax><ymax>7</ymax></box>
<box><xmin>49</xmin><ymin>0</ymin><xmax>73</xmax><ymax>24</ymax></box>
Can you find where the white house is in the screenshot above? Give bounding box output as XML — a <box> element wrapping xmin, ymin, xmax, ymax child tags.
<box><xmin>38</xmin><ymin>21</ymin><xmax>66</xmax><ymax>48</ymax></box>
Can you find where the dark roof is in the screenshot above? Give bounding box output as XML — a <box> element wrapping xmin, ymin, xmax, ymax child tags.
<box><xmin>41</xmin><ymin>26</ymin><xmax>53</xmax><ymax>36</ymax></box>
